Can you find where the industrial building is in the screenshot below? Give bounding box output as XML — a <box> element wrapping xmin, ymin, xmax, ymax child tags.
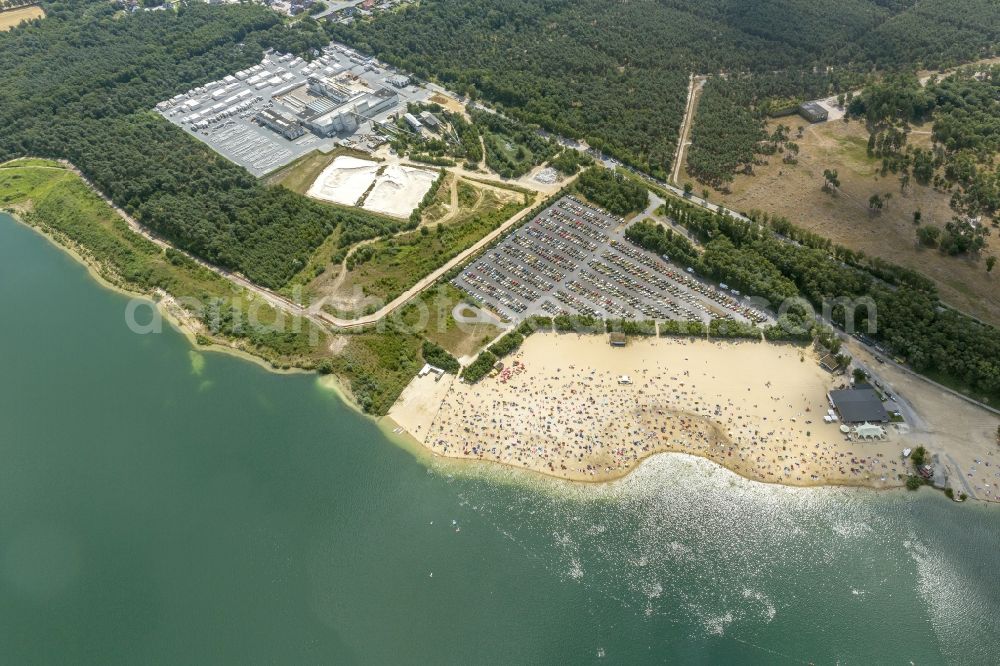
<box><xmin>387</xmin><ymin>74</ymin><xmax>410</xmax><ymax>88</ymax></box>
<box><xmin>419</xmin><ymin>110</ymin><xmax>441</xmax><ymax>131</ymax></box>
<box><xmin>276</xmin><ymin>73</ymin><xmax>399</xmax><ymax>138</ymax></box>
<box><xmin>403</xmin><ymin>112</ymin><xmax>423</xmax><ymax>132</ymax></box>
<box><xmin>827</xmin><ymin>388</ymin><xmax>889</xmax><ymax>423</ymax></box>
<box><xmin>255</xmin><ymin>108</ymin><xmax>305</xmax><ymax>140</ymax></box>
<box><xmin>155</xmin><ymin>40</ymin><xmax>430</xmax><ymax>176</ymax></box>
<box><xmin>798</xmin><ymin>101</ymin><xmax>829</xmax><ymax>123</ymax></box>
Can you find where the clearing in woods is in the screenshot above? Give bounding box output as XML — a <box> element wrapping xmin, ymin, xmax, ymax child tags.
<box><xmin>700</xmin><ymin>117</ymin><xmax>1000</xmax><ymax>327</ymax></box>
<box><xmin>0</xmin><ymin>5</ymin><xmax>44</xmax><ymax>31</ymax></box>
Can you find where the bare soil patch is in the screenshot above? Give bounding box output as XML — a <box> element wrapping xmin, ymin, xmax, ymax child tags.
<box><xmin>705</xmin><ymin>118</ymin><xmax>1000</xmax><ymax>326</ymax></box>
<box><xmin>0</xmin><ymin>5</ymin><xmax>44</xmax><ymax>31</ymax></box>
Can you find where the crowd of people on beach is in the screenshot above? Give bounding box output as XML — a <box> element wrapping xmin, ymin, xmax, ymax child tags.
<box><xmin>422</xmin><ymin>343</ymin><xmax>905</xmax><ymax>485</ymax></box>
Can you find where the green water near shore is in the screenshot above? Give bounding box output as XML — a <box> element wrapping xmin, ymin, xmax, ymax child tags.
<box><xmin>2</xmin><ymin>213</ymin><xmax>999</xmax><ymax>664</ymax></box>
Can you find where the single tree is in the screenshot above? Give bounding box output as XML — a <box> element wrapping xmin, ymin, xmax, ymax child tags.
<box><xmin>913</xmin><ymin>209</ymin><xmax>921</xmax><ymax>225</ymax></box>
<box><xmin>988</xmin><ymin>256</ymin><xmax>997</xmax><ymax>273</ymax></box>
<box><xmin>683</xmin><ymin>182</ymin><xmax>693</xmax><ymax>196</ymax></box>
<box><xmin>868</xmin><ymin>193</ymin><xmax>883</xmax><ymax>212</ymax></box>
<box><xmin>822</xmin><ymin>168</ymin><xmax>840</xmax><ymax>192</ymax></box>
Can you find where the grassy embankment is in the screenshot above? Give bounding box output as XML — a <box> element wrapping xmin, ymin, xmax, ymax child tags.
<box><xmin>0</xmin><ymin>159</ymin><xmax>431</xmax><ymax>415</ymax></box>
<box><xmin>0</xmin><ymin>159</ymin><xmax>330</xmax><ymax>367</ymax></box>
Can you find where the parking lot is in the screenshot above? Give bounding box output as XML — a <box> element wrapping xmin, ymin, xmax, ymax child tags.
<box><xmin>156</xmin><ymin>41</ymin><xmax>433</xmax><ymax>176</ymax></box>
<box><xmin>452</xmin><ymin>196</ymin><xmax>770</xmax><ymax>325</ymax></box>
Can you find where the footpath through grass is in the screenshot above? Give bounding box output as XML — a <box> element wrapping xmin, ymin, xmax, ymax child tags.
<box><xmin>338</xmin><ymin>187</ymin><xmax>525</xmax><ymax>304</ymax></box>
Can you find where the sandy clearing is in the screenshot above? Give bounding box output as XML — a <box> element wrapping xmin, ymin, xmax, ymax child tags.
<box><xmin>0</xmin><ymin>5</ymin><xmax>44</xmax><ymax>31</ymax></box>
<box><xmin>306</xmin><ymin>155</ymin><xmax>379</xmax><ymax>206</ymax></box>
<box><xmin>362</xmin><ymin>164</ymin><xmax>437</xmax><ymax>217</ymax></box>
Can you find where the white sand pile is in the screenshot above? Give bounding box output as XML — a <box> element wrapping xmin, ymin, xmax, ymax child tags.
<box><xmin>362</xmin><ymin>164</ymin><xmax>437</xmax><ymax>218</ymax></box>
<box><xmin>307</xmin><ymin>155</ymin><xmax>379</xmax><ymax>206</ymax></box>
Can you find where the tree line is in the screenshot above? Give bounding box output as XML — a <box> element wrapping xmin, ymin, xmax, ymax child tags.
<box><xmin>628</xmin><ymin>199</ymin><xmax>1000</xmax><ymax>402</ymax></box>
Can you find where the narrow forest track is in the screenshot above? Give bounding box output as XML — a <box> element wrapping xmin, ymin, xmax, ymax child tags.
<box><xmin>670</xmin><ymin>73</ymin><xmax>705</xmax><ymax>185</ymax></box>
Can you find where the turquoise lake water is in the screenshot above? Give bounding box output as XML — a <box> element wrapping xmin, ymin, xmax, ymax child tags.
<box><xmin>2</xmin><ymin>214</ymin><xmax>999</xmax><ymax>664</ymax></box>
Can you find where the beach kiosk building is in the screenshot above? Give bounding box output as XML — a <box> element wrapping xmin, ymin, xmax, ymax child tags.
<box><xmin>827</xmin><ymin>388</ymin><xmax>889</xmax><ymax>423</ymax></box>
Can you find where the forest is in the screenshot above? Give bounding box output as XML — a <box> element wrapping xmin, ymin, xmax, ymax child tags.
<box><xmin>575</xmin><ymin>168</ymin><xmax>648</xmax><ymax>216</ymax></box>
<box><xmin>0</xmin><ymin>1</ymin><xmax>400</xmax><ymax>288</ymax></box>
<box><xmin>687</xmin><ymin>70</ymin><xmax>853</xmax><ymax>187</ymax></box>
<box><xmin>330</xmin><ymin>0</ymin><xmax>997</xmax><ymax>182</ymax></box>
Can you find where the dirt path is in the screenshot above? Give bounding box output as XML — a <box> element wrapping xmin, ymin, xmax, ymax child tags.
<box><xmin>670</xmin><ymin>74</ymin><xmax>704</xmax><ymax>185</ymax></box>
<box><xmin>313</xmin><ymin>174</ymin><xmax>478</xmax><ymax>314</ymax></box>
<box><xmin>432</xmin><ymin>172</ymin><xmax>462</xmax><ymax>226</ymax></box>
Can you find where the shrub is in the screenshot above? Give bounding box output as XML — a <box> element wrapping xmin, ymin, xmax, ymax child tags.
<box><xmin>421</xmin><ymin>340</ymin><xmax>460</xmax><ymax>374</ymax></box>
<box><xmin>709</xmin><ymin>318</ymin><xmax>761</xmax><ymax>339</ymax></box>
<box><xmin>660</xmin><ymin>320</ymin><xmax>707</xmax><ymax>337</ymax></box>
<box><xmin>461</xmin><ymin>350</ymin><xmax>498</xmax><ymax>383</ymax></box>
<box><xmin>488</xmin><ymin>331</ymin><xmax>524</xmax><ymax>358</ymax></box>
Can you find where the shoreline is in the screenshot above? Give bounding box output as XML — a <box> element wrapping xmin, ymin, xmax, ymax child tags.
<box><xmin>2</xmin><ymin>210</ymin><xmax>331</xmax><ymax>379</ymax></box>
<box><xmin>8</xmin><ymin>209</ymin><xmax>998</xmax><ymax>501</ymax></box>
<box><xmin>391</xmin><ymin>333</ymin><xmax>936</xmax><ymax>490</ymax></box>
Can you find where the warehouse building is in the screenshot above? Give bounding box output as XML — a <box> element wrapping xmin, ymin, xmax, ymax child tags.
<box><xmin>255</xmin><ymin>108</ymin><xmax>305</xmax><ymax>140</ymax></box>
<box><xmin>798</xmin><ymin>101</ymin><xmax>829</xmax><ymax>123</ymax></box>
<box><xmin>403</xmin><ymin>112</ymin><xmax>423</xmax><ymax>132</ymax></box>
<box><xmin>278</xmin><ymin>73</ymin><xmax>399</xmax><ymax>138</ymax></box>
<box><xmin>420</xmin><ymin>110</ymin><xmax>441</xmax><ymax>130</ymax></box>
<box><xmin>387</xmin><ymin>74</ymin><xmax>410</xmax><ymax>88</ymax></box>
<box><xmin>303</xmin><ymin>87</ymin><xmax>397</xmax><ymax>137</ymax></box>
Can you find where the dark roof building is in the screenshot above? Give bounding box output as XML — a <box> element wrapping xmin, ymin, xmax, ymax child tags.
<box><xmin>828</xmin><ymin>388</ymin><xmax>889</xmax><ymax>423</ymax></box>
<box><xmin>798</xmin><ymin>101</ymin><xmax>829</xmax><ymax>123</ymax></box>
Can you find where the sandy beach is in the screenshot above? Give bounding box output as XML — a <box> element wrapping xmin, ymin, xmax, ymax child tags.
<box><xmin>390</xmin><ymin>333</ymin><xmax>914</xmax><ymax>487</ymax></box>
